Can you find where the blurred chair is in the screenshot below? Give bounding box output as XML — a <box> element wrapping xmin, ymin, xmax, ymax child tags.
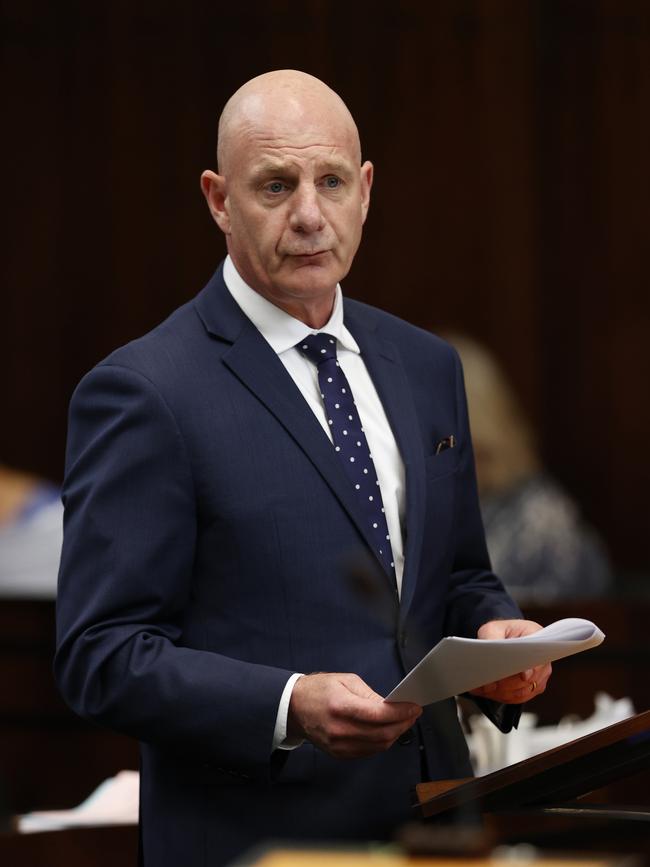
<box><xmin>0</xmin><ymin>464</ymin><xmax>62</xmax><ymax>598</ymax></box>
<box><xmin>447</xmin><ymin>336</ymin><xmax>612</xmax><ymax>602</ymax></box>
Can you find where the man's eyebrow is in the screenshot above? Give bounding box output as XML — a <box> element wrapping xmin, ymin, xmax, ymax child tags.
<box><xmin>248</xmin><ymin>162</ymin><xmax>292</xmax><ymax>184</ymax></box>
<box><xmin>249</xmin><ymin>158</ymin><xmax>355</xmax><ymax>182</ymax></box>
<box><xmin>251</xmin><ymin>160</ymin><xmax>291</xmax><ymax>177</ymax></box>
<box><xmin>319</xmin><ymin>159</ymin><xmax>355</xmax><ymax>177</ymax></box>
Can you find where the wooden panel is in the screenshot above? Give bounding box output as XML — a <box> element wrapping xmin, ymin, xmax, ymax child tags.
<box><xmin>0</xmin><ymin>601</ymin><xmax>137</xmax><ymax>813</ymax></box>
<box><xmin>535</xmin><ymin>0</ymin><xmax>650</xmax><ymax>570</ymax></box>
<box><xmin>0</xmin><ymin>826</ymin><xmax>138</xmax><ymax>867</ymax></box>
<box><xmin>1</xmin><ymin>0</ymin><xmax>648</xmax><ymax>573</ymax></box>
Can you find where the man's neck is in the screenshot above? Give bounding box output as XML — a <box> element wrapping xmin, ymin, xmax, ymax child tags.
<box><xmin>283</xmin><ymin>298</ymin><xmax>335</xmax><ymax>330</ymax></box>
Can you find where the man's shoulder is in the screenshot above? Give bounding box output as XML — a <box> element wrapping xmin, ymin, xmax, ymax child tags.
<box><xmin>343</xmin><ymin>297</ymin><xmax>457</xmax><ymax>365</ymax></box>
<box><xmin>97</xmin><ymin>298</ymin><xmax>201</xmax><ymax>381</ymax></box>
<box><xmin>90</xmin><ymin>266</ymin><xmax>233</xmax><ymax>386</ymax></box>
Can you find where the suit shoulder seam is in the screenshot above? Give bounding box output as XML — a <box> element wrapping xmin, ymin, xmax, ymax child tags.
<box><xmin>95</xmin><ymin>361</ymin><xmax>197</xmax><ymax>493</ymax></box>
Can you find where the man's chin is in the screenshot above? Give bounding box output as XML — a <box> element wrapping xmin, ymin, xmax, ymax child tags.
<box><xmin>288</xmin><ymin>275</ymin><xmax>339</xmax><ymax>298</ymax></box>
<box><xmin>277</xmin><ymin>260</ymin><xmax>342</xmax><ymax>293</ymax></box>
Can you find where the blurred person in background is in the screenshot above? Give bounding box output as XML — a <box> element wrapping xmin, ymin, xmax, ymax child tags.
<box><xmin>0</xmin><ymin>463</ymin><xmax>62</xmax><ymax>598</ymax></box>
<box><xmin>448</xmin><ymin>335</ymin><xmax>612</xmax><ymax>602</ymax></box>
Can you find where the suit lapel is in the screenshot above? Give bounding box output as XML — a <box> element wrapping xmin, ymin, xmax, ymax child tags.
<box><xmin>194</xmin><ymin>269</ymin><xmax>397</xmax><ymax>576</ymax></box>
<box><xmin>344</xmin><ymin>306</ymin><xmax>427</xmax><ymax>616</ymax></box>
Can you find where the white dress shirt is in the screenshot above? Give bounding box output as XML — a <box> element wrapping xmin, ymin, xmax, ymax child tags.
<box><xmin>223</xmin><ymin>256</ymin><xmax>406</xmax><ymax>748</ymax></box>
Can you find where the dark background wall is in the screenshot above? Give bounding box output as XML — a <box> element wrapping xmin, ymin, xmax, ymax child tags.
<box><xmin>2</xmin><ymin>0</ymin><xmax>649</xmax><ymax>578</ymax></box>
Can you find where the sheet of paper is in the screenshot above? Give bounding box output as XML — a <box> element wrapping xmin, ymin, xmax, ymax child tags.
<box><xmin>385</xmin><ymin>618</ymin><xmax>604</xmax><ymax>705</ymax></box>
<box><xmin>19</xmin><ymin>770</ymin><xmax>139</xmax><ymax>833</ymax></box>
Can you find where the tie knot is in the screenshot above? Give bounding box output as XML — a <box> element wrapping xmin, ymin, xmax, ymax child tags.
<box><xmin>297</xmin><ymin>332</ymin><xmax>338</xmax><ymax>366</ymax></box>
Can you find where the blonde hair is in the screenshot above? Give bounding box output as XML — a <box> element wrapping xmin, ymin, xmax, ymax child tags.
<box><xmin>447</xmin><ymin>335</ymin><xmax>540</xmax><ymax>495</ymax></box>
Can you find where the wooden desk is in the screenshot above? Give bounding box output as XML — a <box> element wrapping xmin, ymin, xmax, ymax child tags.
<box><xmin>0</xmin><ymin>832</ymin><xmax>634</xmax><ymax>867</ymax></box>
<box><xmin>417</xmin><ymin>713</ymin><xmax>650</xmax><ymax>863</ymax></box>
<box><xmin>237</xmin><ymin>846</ymin><xmax>634</xmax><ymax>867</ymax></box>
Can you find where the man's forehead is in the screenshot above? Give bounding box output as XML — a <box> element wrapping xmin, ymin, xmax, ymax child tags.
<box><xmin>231</xmin><ymin>85</ymin><xmax>352</xmax><ymax>135</ymax></box>
<box><xmin>248</xmin><ymin>150</ymin><xmax>358</xmax><ymax>176</ymax></box>
<box><xmin>239</xmin><ymin>108</ymin><xmax>357</xmax><ymax>147</ymax></box>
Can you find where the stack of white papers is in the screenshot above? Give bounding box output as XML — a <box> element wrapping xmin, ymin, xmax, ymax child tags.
<box><xmin>19</xmin><ymin>770</ymin><xmax>139</xmax><ymax>833</ymax></box>
<box><xmin>385</xmin><ymin>618</ymin><xmax>604</xmax><ymax>705</ymax></box>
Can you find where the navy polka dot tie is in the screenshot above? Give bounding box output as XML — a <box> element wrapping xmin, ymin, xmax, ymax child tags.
<box><xmin>298</xmin><ymin>332</ymin><xmax>395</xmax><ymax>579</ymax></box>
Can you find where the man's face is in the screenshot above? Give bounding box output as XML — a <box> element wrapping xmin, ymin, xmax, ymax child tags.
<box><xmin>203</xmin><ymin>105</ymin><xmax>373</xmax><ymax>325</ymax></box>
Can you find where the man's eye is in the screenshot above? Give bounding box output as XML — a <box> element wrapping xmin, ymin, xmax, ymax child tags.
<box><xmin>266</xmin><ymin>181</ymin><xmax>286</xmax><ymax>194</ymax></box>
<box><xmin>324</xmin><ymin>176</ymin><xmax>341</xmax><ymax>189</ymax></box>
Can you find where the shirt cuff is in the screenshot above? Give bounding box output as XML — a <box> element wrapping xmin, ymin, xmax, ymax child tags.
<box><xmin>272</xmin><ymin>672</ymin><xmax>304</xmax><ymax>751</ymax></box>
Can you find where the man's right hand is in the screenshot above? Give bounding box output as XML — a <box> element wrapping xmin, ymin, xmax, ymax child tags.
<box><xmin>287</xmin><ymin>672</ymin><xmax>422</xmax><ymax>759</ymax></box>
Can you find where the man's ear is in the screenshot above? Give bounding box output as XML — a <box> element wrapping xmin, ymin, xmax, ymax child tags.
<box><xmin>200</xmin><ymin>170</ymin><xmax>231</xmax><ymax>234</ymax></box>
<box><xmin>359</xmin><ymin>161</ymin><xmax>373</xmax><ymax>225</ymax></box>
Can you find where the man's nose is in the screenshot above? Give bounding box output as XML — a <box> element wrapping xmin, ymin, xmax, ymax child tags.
<box><xmin>288</xmin><ymin>186</ymin><xmax>325</xmax><ymax>234</ymax></box>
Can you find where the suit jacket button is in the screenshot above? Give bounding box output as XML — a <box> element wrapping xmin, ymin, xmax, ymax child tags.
<box><xmin>397</xmin><ymin>729</ymin><xmax>413</xmax><ymax>746</ymax></box>
<box><xmin>398</xmin><ymin>629</ymin><xmax>407</xmax><ymax>648</ymax></box>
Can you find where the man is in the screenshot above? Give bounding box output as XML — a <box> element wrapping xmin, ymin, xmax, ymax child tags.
<box><xmin>55</xmin><ymin>71</ymin><xmax>551</xmax><ymax>866</ymax></box>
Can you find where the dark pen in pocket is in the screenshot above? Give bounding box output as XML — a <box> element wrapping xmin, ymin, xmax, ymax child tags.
<box><xmin>434</xmin><ymin>435</ymin><xmax>456</xmax><ymax>455</ymax></box>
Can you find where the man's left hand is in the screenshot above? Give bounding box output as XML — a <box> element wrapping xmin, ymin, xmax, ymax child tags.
<box><xmin>468</xmin><ymin>619</ymin><xmax>552</xmax><ymax>704</ymax></box>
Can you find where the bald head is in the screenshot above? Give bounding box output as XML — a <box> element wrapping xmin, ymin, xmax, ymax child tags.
<box><xmin>201</xmin><ymin>69</ymin><xmax>373</xmax><ymax>328</ymax></box>
<box><xmin>217</xmin><ymin>70</ymin><xmax>362</xmax><ymax>174</ymax></box>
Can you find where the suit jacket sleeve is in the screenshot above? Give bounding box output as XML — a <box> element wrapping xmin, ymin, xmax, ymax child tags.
<box><xmin>55</xmin><ymin>362</ymin><xmax>293</xmax><ymax>778</ymax></box>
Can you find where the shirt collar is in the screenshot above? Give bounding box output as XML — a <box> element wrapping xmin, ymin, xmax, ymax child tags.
<box><xmin>223</xmin><ymin>255</ymin><xmax>360</xmax><ymax>356</ymax></box>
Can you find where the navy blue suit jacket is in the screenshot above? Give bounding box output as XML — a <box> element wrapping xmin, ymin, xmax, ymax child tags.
<box><xmin>55</xmin><ymin>265</ymin><xmax>521</xmax><ymax>866</ymax></box>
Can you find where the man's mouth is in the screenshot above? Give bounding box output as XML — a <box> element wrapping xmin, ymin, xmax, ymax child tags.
<box><xmin>289</xmin><ymin>250</ymin><xmax>329</xmax><ymax>259</ymax></box>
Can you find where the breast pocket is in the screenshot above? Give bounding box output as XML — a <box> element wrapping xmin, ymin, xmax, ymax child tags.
<box><xmin>422</xmin><ymin>448</ymin><xmax>458</xmax><ymax>572</ymax></box>
<box><xmin>425</xmin><ymin>445</ymin><xmax>459</xmax><ymax>480</ymax></box>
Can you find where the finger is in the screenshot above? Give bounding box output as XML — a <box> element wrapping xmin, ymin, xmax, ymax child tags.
<box><xmin>503</xmin><ymin>676</ymin><xmax>549</xmax><ymax>702</ymax></box>
<box><xmin>473</xmin><ymin>661</ymin><xmax>552</xmax><ymax>692</ymax></box>
<box><xmin>336</xmin><ymin>675</ymin><xmax>421</xmax><ymax>725</ymax></box>
<box><xmin>518</xmin><ymin>663</ymin><xmax>552</xmax><ymax>689</ymax></box>
<box><xmin>321</xmin><ymin>675</ymin><xmax>421</xmax><ymax>727</ymax></box>
<box><xmin>495</xmin><ymin>670</ymin><xmax>535</xmax><ymax>691</ymax></box>
<box><xmin>341</xmin><ymin>696</ymin><xmax>422</xmax><ymax>727</ymax></box>
<box><xmin>289</xmin><ymin>672</ymin><xmax>422</xmax><ymax>758</ymax></box>
<box><xmin>478</xmin><ymin>672</ymin><xmax>549</xmax><ymax>704</ymax></box>
<box><xmin>337</xmin><ymin>673</ymin><xmax>386</xmax><ymax>702</ymax></box>
<box><xmin>325</xmin><ymin>716</ymin><xmax>418</xmax><ymax>757</ymax></box>
<box><xmin>477</xmin><ymin>619</ymin><xmax>544</xmax><ymax>640</ymax></box>
<box><xmin>469</xmin><ymin>662</ymin><xmax>552</xmax><ymax>701</ymax></box>
<box><xmin>469</xmin><ymin>681</ymin><xmax>498</xmax><ymax>697</ymax></box>
<box><xmin>469</xmin><ymin>673</ymin><xmax>523</xmax><ymax>696</ymax></box>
